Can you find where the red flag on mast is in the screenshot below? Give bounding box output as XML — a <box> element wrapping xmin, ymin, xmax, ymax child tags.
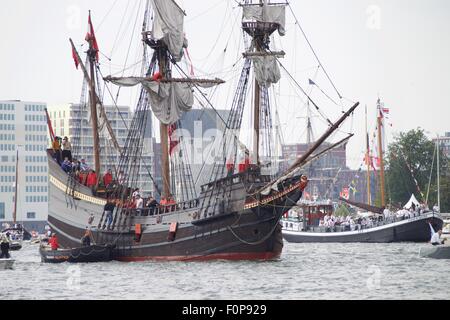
<box><xmin>85</xmin><ymin>12</ymin><xmax>99</xmax><ymax>62</ymax></box>
<box><xmin>168</xmin><ymin>123</ymin><xmax>179</xmax><ymax>156</ymax></box>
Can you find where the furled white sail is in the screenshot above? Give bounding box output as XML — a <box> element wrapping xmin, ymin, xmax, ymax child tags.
<box><xmin>107</xmin><ymin>77</ymin><xmax>193</xmax><ymax>124</ymax></box>
<box><xmin>242</xmin><ymin>3</ymin><xmax>286</xmax><ymax>36</ymax></box>
<box><xmin>252</xmin><ymin>55</ymin><xmax>281</xmax><ymax>87</ymax></box>
<box><xmin>145</xmin><ymin>82</ymin><xmax>193</xmax><ymax>125</ymax></box>
<box><xmin>151</xmin><ymin>0</ymin><xmax>187</xmax><ymax>61</ymax></box>
<box><xmin>106</xmin><ymin>76</ymin><xmax>222</xmax><ymax>124</ymax></box>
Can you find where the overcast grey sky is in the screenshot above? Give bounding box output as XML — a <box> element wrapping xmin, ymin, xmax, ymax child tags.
<box><xmin>1</xmin><ymin>0</ymin><xmax>449</xmax><ymax>169</ymax></box>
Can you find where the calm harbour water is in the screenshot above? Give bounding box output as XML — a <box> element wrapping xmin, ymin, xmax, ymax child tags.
<box><xmin>1</xmin><ymin>241</ymin><xmax>449</xmax><ymax>300</ymax></box>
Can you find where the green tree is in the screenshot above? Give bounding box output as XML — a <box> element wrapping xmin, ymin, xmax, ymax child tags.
<box><xmin>335</xmin><ymin>204</ymin><xmax>350</xmax><ymax>216</ymax></box>
<box><xmin>385</xmin><ymin>128</ymin><xmax>449</xmax><ymax>211</ymax></box>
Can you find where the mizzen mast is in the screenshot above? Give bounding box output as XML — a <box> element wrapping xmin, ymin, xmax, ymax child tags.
<box><xmin>86</xmin><ymin>11</ymin><xmax>101</xmax><ymax>181</ymax></box>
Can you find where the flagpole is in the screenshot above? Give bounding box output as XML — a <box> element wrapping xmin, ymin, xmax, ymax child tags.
<box><xmin>377</xmin><ymin>98</ymin><xmax>386</xmax><ymax>207</ymax></box>
<box><xmin>437</xmin><ymin>134</ymin><xmax>440</xmax><ymax>212</ymax></box>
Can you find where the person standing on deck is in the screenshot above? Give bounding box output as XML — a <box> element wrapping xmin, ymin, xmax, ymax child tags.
<box><xmin>61</xmin><ymin>157</ymin><xmax>72</xmax><ymax>173</ymax></box>
<box><xmin>383</xmin><ymin>206</ymin><xmax>391</xmax><ymax>221</ymax></box>
<box><xmin>132</xmin><ymin>188</ymin><xmax>141</xmax><ymax>198</ymax></box>
<box><xmin>86</xmin><ymin>170</ymin><xmax>97</xmax><ymax>188</ymax></box>
<box><xmin>430</xmin><ymin>229</ymin><xmax>447</xmax><ymax>246</ymax></box>
<box><xmin>103</xmin><ymin>169</ymin><xmax>113</xmax><ymax>187</ymax></box>
<box><xmin>103</xmin><ymin>199</ymin><xmax>116</xmax><ymax>230</ymax></box>
<box><xmin>81</xmin><ymin>228</ymin><xmax>92</xmax><ymax>246</ymax></box>
<box><xmin>146</xmin><ymin>196</ymin><xmax>158</xmax><ymax>216</ymax></box>
<box><xmin>135</xmin><ymin>194</ymin><xmax>144</xmax><ymax>215</ymax></box>
<box><xmin>48</xmin><ymin>233</ymin><xmax>59</xmax><ymax>250</ymax></box>
<box><xmin>52</xmin><ymin>136</ymin><xmax>62</xmax><ymax>165</ymax></box>
<box><xmin>80</xmin><ymin>159</ymin><xmax>90</xmax><ymax>172</ymax></box>
<box><xmin>0</xmin><ymin>235</ymin><xmax>10</xmax><ymax>259</ymax></box>
<box><xmin>62</xmin><ymin>136</ymin><xmax>72</xmax><ymax>161</ymax></box>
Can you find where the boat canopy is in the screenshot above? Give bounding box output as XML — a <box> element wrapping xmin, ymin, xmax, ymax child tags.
<box><xmin>404</xmin><ymin>194</ymin><xmax>420</xmax><ymax>209</ymax></box>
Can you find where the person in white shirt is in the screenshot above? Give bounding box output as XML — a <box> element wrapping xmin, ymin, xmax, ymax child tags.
<box><xmin>135</xmin><ymin>194</ymin><xmax>144</xmax><ymax>209</ymax></box>
<box><xmin>430</xmin><ymin>229</ymin><xmax>446</xmax><ymax>246</ymax></box>
<box><xmin>349</xmin><ymin>218</ymin><xmax>355</xmax><ymax>231</ymax></box>
<box><xmin>132</xmin><ymin>188</ymin><xmax>141</xmax><ymax>198</ymax></box>
<box><xmin>135</xmin><ymin>194</ymin><xmax>144</xmax><ymax>215</ymax></box>
<box><xmin>383</xmin><ymin>207</ymin><xmax>391</xmax><ymax>220</ymax></box>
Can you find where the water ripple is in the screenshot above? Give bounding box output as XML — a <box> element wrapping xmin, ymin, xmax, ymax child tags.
<box><xmin>1</xmin><ymin>241</ymin><xmax>449</xmax><ymax>300</ymax></box>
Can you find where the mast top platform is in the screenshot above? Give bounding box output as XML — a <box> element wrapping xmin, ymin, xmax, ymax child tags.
<box><xmin>242</xmin><ymin>21</ymin><xmax>279</xmax><ymax>37</ymax></box>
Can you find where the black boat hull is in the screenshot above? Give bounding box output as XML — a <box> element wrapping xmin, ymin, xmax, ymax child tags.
<box><xmin>282</xmin><ymin>214</ymin><xmax>443</xmax><ymax>243</ymax></box>
<box><xmin>47</xmin><ymin>152</ymin><xmax>303</xmax><ymax>261</ymax></box>
<box><xmin>39</xmin><ymin>245</ymin><xmax>114</xmax><ymax>263</ymax></box>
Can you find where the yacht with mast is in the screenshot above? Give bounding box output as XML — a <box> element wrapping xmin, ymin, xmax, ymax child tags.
<box><xmin>45</xmin><ymin>0</ymin><xmax>357</xmax><ymax>261</ymax></box>
<box><xmin>1</xmin><ymin>148</ymin><xmax>32</xmax><ymax>250</ymax></box>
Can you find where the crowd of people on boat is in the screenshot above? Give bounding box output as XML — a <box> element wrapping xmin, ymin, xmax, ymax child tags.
<box><xmin>100</xmin><ymin>189</ymin><xmax>180</xmax><ymax>230</ymax></box>
<box><xmin>312</xmin><ymin>202</ymin><xmax>433</xmax><ymax>232</ymax></box>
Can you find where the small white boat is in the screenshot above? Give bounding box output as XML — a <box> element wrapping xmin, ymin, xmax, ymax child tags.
<box><xmin>0</xmin><ymin>258</ymin><xmax>15</xmax><ymax>270</ymax></box>
<box><xmin>419</xmin><ymin>245</ymin><xmax>450</xmax><ymax>259</ymax></box>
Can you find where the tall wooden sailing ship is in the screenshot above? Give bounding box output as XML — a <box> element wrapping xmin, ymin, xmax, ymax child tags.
<box><xmin>46</xmin><ymin>0</ymin><xmax>358</xmax><ymax>261</ymax></box>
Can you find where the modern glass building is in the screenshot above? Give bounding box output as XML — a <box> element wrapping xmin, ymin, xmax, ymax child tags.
<box><xmin>0</xmin><ymin>101</ymin><xmax>48</xmax><ymax>232</ymax></box>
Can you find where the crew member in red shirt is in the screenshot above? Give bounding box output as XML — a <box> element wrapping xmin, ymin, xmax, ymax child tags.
<box><xmin>103</xmin><ymin>169</ymin><xmax>113</xmax><ymax>187</ymax></box>
<box><xmin>48</xmin><ymin>233</ymin><xmax>59</xmax><ymax>251</ymax></box>
<box><xmin>86</xmin><ymin>170</ymin><xmax>98</xmax><ymax>188</ymax></box>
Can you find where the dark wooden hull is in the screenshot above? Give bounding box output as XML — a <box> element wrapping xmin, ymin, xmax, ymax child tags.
<box><xmin>39</xmin><ymin>245</ymin><xmax>114</xmax><ymax>263</ymax></box>
<box><xmin>47</xmin><ymin>153</ymin><xmax>303</xmax><ymax>261</ymax></box>
<box><xmin>283</xmin><ymin>214</ymin><xmax>444</xmax><ymax>243</ymax></box>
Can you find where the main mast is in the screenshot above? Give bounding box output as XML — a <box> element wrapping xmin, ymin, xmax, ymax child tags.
<box><xmin>376</xmin><ymin>98</ymin><xmax>386</xmax><ymax>207</ymax></box>
<box><xmin>157</xmin><ymin>46</ymin><xmax>172</xmax><ymax>199</ymax></box>
<box><xmin>241</xmin><ymin>0</ymin><xmax>286</xmax><ymax>166</ymax></box>
<box><xmin>103</xmin><ymin>0</ymin><xmax>223</xmax><ymax>200</ymax></box>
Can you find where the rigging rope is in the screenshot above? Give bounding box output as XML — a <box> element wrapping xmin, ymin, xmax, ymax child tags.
<box><xmin>285</xmin><ymin>1</ymin><xmax>343</xmax><ymax>100</ymax></box>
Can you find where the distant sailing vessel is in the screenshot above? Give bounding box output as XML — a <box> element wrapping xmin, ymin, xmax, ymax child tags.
<box><xmin>1</xmin><ymin>148</ymin><xmax>32</xmax><ymax>251</ymax></box>
<box><xmin>282</xmin><ymin>98</ymin><xmax>443</xmax><ymax>243</ymax></box>
<box><xmin>46</xmin><ymin>0</ymin><xmax>357</xmax><ymax>261</ymax></box>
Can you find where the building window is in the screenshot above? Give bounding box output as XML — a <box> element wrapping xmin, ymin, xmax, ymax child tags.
<box><xmin>27</xmin><ymin>212</ymin><xmax>36</xmax><ymax>219</ymax></box>
<box><xmin>0</xmin><ymin>203</ymin><xmax>4</xmax><ymax>219</ymax></box>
